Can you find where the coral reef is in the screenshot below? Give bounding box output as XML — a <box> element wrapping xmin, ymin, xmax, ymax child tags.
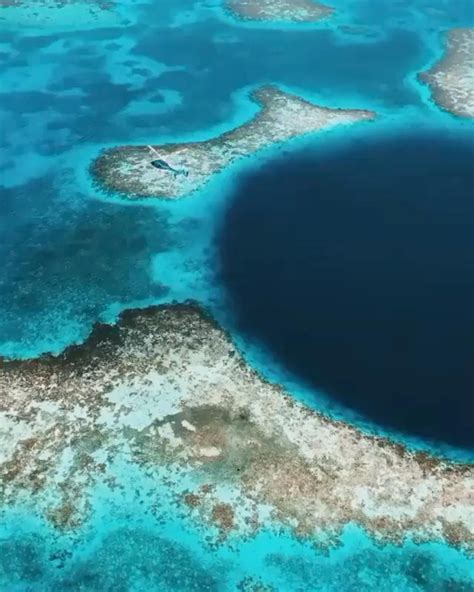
<box><xmin>0</xmin><ymin>303</ymin><xmax>472</xmax><ymax>550</ymax></box>
<box><xmin>420</xmin><ymin>28</ymin><xmax>474</xmax><ymax>118</ymax></box>
<box><xmin>91</xmin><ymin>86</ymin><xmax>374</xmax><ymax>200</ymax></box>
<box><xmin>226</xmin><ymin>0</ymin><xmax>333</xmax><ymax>24</ymax></box>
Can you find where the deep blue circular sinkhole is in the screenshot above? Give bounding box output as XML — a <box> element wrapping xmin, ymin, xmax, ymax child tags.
<box><xmin>217</xmin><ymin>129</ymin><xmax>474</xmax><ymax>451</ymax></box>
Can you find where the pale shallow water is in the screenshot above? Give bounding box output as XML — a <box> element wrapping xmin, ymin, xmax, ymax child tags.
<box><xmin>0</xmin><ymin>0</ymin><xmax>473</xmax><ymax>589</ymax></box>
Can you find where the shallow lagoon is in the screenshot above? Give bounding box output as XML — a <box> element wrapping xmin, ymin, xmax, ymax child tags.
<box><xmin>1</xmin><ymin>0</ymin><xmax>473</xmax><ymax>589</ymax></box>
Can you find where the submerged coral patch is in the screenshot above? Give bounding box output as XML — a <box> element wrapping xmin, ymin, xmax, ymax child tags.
<box><xmin>0</xmin><ymin>176</ymin><xmax>170</xmax><ymax>357</ymax></box>
<box><xmin>0</xmin><ymin>0</ymin><xmax>122</xmax><ymax>30</ymax></box>
<box><xmin>1</xmin><ymin>525</ymin><xmax>222</xmax><ymax>590</ymax></box>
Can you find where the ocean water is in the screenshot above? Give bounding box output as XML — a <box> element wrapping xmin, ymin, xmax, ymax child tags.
<box><xmin>217</xmin><ymin>127</ymin><xmax>474</xmax><ymax>452</ymax></box>
<box><xmin>1</xmin><ymin>0</ymin><xmax>473</xmax><ymax>589</ymax></box>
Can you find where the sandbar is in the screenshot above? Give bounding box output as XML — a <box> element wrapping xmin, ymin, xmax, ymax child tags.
<box><xmin>0</xmin><ymin>303</ymin><xmax>472</xmax><ymax>549</ymax></box>
<box><xmin>91</xmin><ymin>86</ymin><xmax>375</xmax><ymax>200</ymax></box>
<box><xmin>420</xmin><ymin>28</ymin><xmax>474</xmax><ymax>118</ymax></box>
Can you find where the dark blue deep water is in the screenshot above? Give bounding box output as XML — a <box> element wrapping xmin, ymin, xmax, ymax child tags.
<box><xmin>218</xmin><ymin>129</ymin><xmax>474</xmax><ymax>451</ymax></box>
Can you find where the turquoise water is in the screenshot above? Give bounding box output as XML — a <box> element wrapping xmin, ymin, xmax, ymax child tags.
<box><xmin>2</xmin><ymin>511</ymin><xmax>474</xmax><ymax>591</ymax></box>
<box><xmin>1</xmin><ymin>464</ymin><xmax>473</xmax><ymax>590</ymax></box>
<box><xmin>1</xmin><ymin>0</ymin><xmax>473</xmax><ymax>589</ymax></box>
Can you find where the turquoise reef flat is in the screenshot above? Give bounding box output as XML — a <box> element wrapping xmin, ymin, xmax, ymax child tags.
<box><xmin>0</xmin><ymin>0</ymin><xmax>473</xmax><ymax>590</ymax></box>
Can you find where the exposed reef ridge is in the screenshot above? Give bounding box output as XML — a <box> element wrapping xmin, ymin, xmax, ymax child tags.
<box><xmin>420</xmin><ymin>28</ymin><xmax>474</xmax><ymax>118</ymax></box>
<box><xmin>91</xmin><ymin>86</ymin><xmax>375</xmax><ymax>200</ymax></box>
<box><xmin>0</xmin><ymin>303</ymin><xmax>472</xmax><ymax>549</ymax></box>
<box><xmin>225</xmin><ymin>0</ymin><xmax>333</xmax><ymax>23</ymax></box>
